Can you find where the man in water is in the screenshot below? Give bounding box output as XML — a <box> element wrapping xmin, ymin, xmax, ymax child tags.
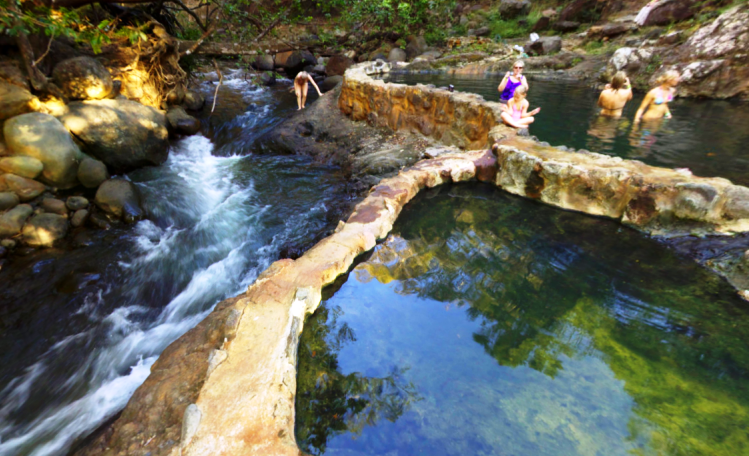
<box><xmin>293</xmin><ymin>71</ymin><xmax>322</xmax><ymax>110</ymax></box>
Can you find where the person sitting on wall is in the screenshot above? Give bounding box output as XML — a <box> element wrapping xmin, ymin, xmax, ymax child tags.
<box><xmin>597</xmin><ymin>71</ymin><xmax>633</xmax><ymax>117</ymax></box>
<box><xmin>498</xmin><ymin>60</ymin><xmax>529</xmax><ymax>104</ymax></box>
<box><xmin>634</xmin><ymin>70</ymin><xmax>680</xmax><ymax>124</ymax></box>
<box><xmin>292</xmin><ymin>71</ymin><xmax>322</xmax><ymax>110</ymax></box>
<box><xmin>500</xmin><ymin>86</ymin><xmax>540</xmax><ymax>129</ymax></box>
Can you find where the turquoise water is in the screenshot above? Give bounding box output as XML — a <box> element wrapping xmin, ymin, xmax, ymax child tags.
<box><xmin>385</xmin><ymin>74</ymin><xmax>749</xmax><ymax>186</ymax></box>
<box><xmin>295</xmin><ymin>184</ymin><xmax>749</xmax><ymax>456</ymax></box>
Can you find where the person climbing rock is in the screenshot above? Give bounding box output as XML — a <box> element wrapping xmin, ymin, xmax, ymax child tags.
<box><xmin>498</xmin><ymin>60</ymin><xmax>529</xmax><ymax>104</ymax></box>
<box><xmin>597</xmin><ymin>71</ymin><xmax>633</xmax><ymax>117</ymax></box>
<box><xmin>293</xmin><ymin>71</ymin><xmax>322</xmax><ymax>110</ymax></box>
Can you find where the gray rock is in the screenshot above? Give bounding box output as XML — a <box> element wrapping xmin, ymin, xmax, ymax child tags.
<box><xmin>370</xmin><ymin>52</ymin><xmax>388</xmax><ymax>62</ymax></box>
<box><xmin>167</xmin><ymin>107</ymin><xmax>201</xmax><ymax>136</ymax></box>
<box><xmin>259</xmin><ymin>72</ymin><xmax>276</xmax><ymax>86</ymax></box>
<box><xmin>71</xmin><ymin>209</ymin><xmax>89</xmax><ymax>227</ymax></box>
<box><xmin>0</xmin><ymin>192</ymin><xmax>19</xmax><ymax>211</ymax></box>
<box><xmin>166</xmin><ymin>86</ymin><xmax>186</xmax><ymax>106</ymax></box>
<box><xmin>52</xmin><ymin>56</ymin><xmax>113</xmax><ymax>100</ymax></box>
<box><xmin>553</xmin><ymin>21</ymin><xmax>580</xmax><ymax>32</ymax></box>
<box><xmin>405</xmin><ymin>36</ymin><xmax>428</xmax><ymax>60</ymax></box>
<box><xmin>0</xmin><ymin>173</ymin><xmax>46</xmax><ymax>201</ymax></box>
<box><xmin>66</xmin><ymin>196</ymin><xmax>89</xmax><ymax>211</ymax></box>
<box><xmin>77</xmin><ymin>158</ymin><xmax>109</xmax><ymax>189</ymax></box>
<box><xmin>22</xmin><ymin>213</ymin><xmax>69</xmax><ymax>247</ymax></box>
<box><xmin>388</xmin><ymin>48</ymin><xmax>407</xmax><ymax>63</ymax></box>
<box><xmin>0</xmin><ymin>204</ymin><xmax>33</xmax><ymax>237</ymax></box>
<box><xmin>525</xmin><ymin>36</ymin><xmax>563</xmax><ymax>55</ymax></box>
<box><xmin>321</xmin><ymin>76</ymin><xmax>344</xmax><ymax>93</ymax></box>
<box><xmin>312</xmin><ymin>65</ymin><xmax>326</xmax><ymax>74</ymax></box>
<box><xmin>58</xmin><ymin>99</ymin><xmax>169</xmax><ymax>174</ymax></box>
<box><xmin>251</xmin><ymin>55</ymin><xmax>275</xmax><ymax>71</ymax></box>
<box><xmin>474</xmin><ymin>26</ymin><xmax>491</xmax><ymax>37</ymax></box>
<box><xmin>95</xmin><ymin>178</ymin><xmax>144</xmax><ymax>223</ymax></box>
<box><xmin>4</xmin><ymin>113</ymin><xmax>81</xmax><ymax>188</ymax></box>
<box><xmin>41</xmin><ymin>198</ymin><xmax>68</xmax><ymax>216</ymax></box>
<box><xmin>499</xmin><ymin>0</ymin><xmax>531</xmax><ymax>18</ymax></box>
<box><xmin>183</xmin><ymin>90</ymin><xmax>206</xmax><ymax>111</ymax></box>
<box><xmin>0</xmin><ymin>80</ymin><xmax>40</xmax><ymax>120</ymax></box>
<box><xmin>0</xmin><ymin>156</ymin><xmax>43</xmax><ymax>179</ymax></box>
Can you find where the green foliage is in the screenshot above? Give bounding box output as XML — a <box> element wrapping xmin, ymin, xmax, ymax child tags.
<box><xmin>424</xmin><ymin>25</ymin><xmax>448</xmax><ymax>46</ymax></box>
<box><xmin>486</xmin><ymin>10</ymin><xmax>539</xmax><ymax>40</ymax></box>
<box><xmin>176</xmin><ymin>25</ymin><xmax>203</xmax><ymax>41</ymax></box>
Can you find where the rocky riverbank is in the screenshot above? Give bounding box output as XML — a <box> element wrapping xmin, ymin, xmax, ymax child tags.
<box><xmin>0</xmin><ymin>54</ymin><xmax>207</xmax><ymax>264</ymax></box>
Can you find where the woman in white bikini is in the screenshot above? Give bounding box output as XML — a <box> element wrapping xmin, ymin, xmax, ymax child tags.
<box><xmin>634</xmin><ymin>70</ymin><xmax>679</xmax><ymax>123</ymax></box>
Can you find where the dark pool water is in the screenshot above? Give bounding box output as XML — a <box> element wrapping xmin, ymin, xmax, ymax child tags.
<box><xmin>296</xmin><ymin>184</ymin><xmax>749</xmax><ymax>456</ymax></box>
<box><xmin>0</xmin><ymin>72</ymin><xmax>342</xmax><ymax>456</ymax></box>
<box><xmin>385</xmin><ymin>74</ymin><xmax>749</xmax><ymax>186</ymax></box>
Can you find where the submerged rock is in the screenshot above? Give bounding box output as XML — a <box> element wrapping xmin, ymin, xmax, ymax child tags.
<box><xmin>66</xmin><ymin>196</ymin><xmax>89</xmax><ymax>211</ymax></box>
<box><xmin>71</xmin><ymin>209</ymin><xmax>89</xmax><ymax>227</ymax></box>
<box><xmin>0</xmin><ymin>173</ymin><xmax>46</xmax><ymax>201</ymax></box>
<box><xmin>77</xmin><ymin>158</ymin><xmax>109</xmax><ymax>189</ymax></box>
<box><xmin>58</xmin><ymin>99</ymin><xmax>169</xmax><ymax>173</ymax></box>
<box><xmin>41</xmin><ymin>198</ymin><xmax>68</xmax><ymax>216</ymax></box>
<box><xmin>52</xmin><ymin>56</ymin><xmax>113</xmax><ymax>100</ymax></box>
<box><xmin>0</xmin><ymin>156</ymin><xmax>43</xmax><ymax>179</ymax></box>
<box><xmin>0</xmin><ymin>192</ymin><xmax>20</xmax><ymax>211</ymax></box>
<box><xmin>0</xmin><ymin>204</ymin><xmax>33</xmax><ymax>237</ymax></box>
<box><xmin>95</xmin><ymin>178</ymin><xmax>144</xmax><ymax>223</ymax></box>
<box><xmin>3</xmin><ymin>113</ymin><xmax>81</xmax><ymax>188</ymax></box>
<box><xmin>0</xmin><ymin>80</ymin><xmax>40</xmax><ymax>120</ymax></box>
<box><xmin>167</xmin><ymin>106</ymin><xmax>201</xmax><ymax>136</ymax></box>
<box><xmin>22</xmin><ymin>213</ymin><xmax>69</xmax><ymax>247</ymax></box>
<box><xmin>183</xmin><ymin>90</ymin><xmax>206</xmax><ymax>111</ymax></box>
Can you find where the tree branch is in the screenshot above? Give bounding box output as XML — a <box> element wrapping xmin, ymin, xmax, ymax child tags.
<box><xmin>169</xmin><ymin>0</ymin><xmax>208</xmax><ymax>31</ymax></box>
<box><xmin>210</xmin><ymin>58</ymin><xmax>222</xmax><ymax>114</ymax></box>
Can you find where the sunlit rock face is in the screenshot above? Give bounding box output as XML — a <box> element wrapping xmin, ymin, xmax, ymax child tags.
<box><xmin>0</xmin><ymin>81</ymin><xmax>40</xmax><ymax>120</ymax></box>
<box><xmin>3</xmin><ymin>112</ymin><xmax>81</xmax><ymax>188</ymax></box>
<box><xmin>58</xmin><ymin>99</ymin><xmax>169</xmax><ymax>173</ymax></box>
<box><xmin>52</xmin><ymin>56</ymin><xmax>114</xmax><ymax>100</ymax></box>
<box><xmin>664</xmin><ymin>3</ymin><xmax>749</xmax><ymax>99</ymax></box>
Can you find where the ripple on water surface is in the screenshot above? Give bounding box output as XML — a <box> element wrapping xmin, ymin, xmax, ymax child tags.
<box><xmin>385</xmin><ymin>74</ymin><xmax>749</xmax><ymax>186</ymax></box>
<box><xmin>296</xmin><ymin>184</ymin><xmax>749</xmax><ymax>456</ymax></box>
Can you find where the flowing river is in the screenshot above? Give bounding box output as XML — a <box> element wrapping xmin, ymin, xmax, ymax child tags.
<box><xmin>1</xmin><ymin>70</ymin><xmax>748</xmax><ymax>455</ymax></box>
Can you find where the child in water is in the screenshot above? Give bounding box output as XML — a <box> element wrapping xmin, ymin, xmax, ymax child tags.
<box><xmin>500</xmin><ymin>86</ymin><xmax>540</xmax><ymax>129</ymax></box>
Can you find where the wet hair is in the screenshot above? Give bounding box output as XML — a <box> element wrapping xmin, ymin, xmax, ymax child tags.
<box><xmin>513</xmin><ymin>85</ymin><xmax>527</xmax><ymax>101</ymax></box>
<box><xmin>611</xmin><ymin>72</ymin><xmax>627</xmax><ymax>90</ymax></box>
<box><xmin>656</xmin><ymin>70</ymin><xmax>679</xmax><ymax>86</ymax></box>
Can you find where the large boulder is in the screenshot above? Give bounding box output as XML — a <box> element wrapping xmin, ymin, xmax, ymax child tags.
<box><xmin>388</xmin><ymin>48</ymin><xmax>407</xmax><ymax>63</ymax></box>
<box><xmin>52</xmin><ymin>56</ymin><xmax>113</xmax><ymax>100</ymax></box>
<box><xmin>95</xmin><ymin>178</ymin><xmax>144</xmax><ymax>223</ymax></box>
<box><xmin>22</xmin><ymin>213</ymin><xmax>69</xmax><ymax>247</ymax></box>
<box><xmin>605</xmin><ymin>47</ymin><xmax>653</xmax><ymax>77</ymax></box>
<box><xmin>320</xmin><ymin>75</ymin><xmax>343</xmax><ymax>93</ymax></box>
<box><xmin>405</xmin><ymin>36</ymin><xmax>428</xmax><ymax>60</ymax></box>
<box><xmin>525</xmin><ymin>36</ymin><xmax>563</xmax><ymax>56</ymax></box>
<box><xmin>166</xmin><ymin>107</ymin><xmax>201</xmax><ymax>136</ymax></box>
<box><xmin>0</xmin><ymin>173</ymin><xmax>46</xmax><ymax>201</ymax></box>
<box><xmin>274</xmin><ymin>50</ymin><xmax>316</xmax><ymax>71</ymax></box>
<box><xmin>3</xmin><ymin>113</ymin><xmax>81</xmax><ymax>188</ymax></box>
<box><xmin>499</xmin><ymin>0</ymin><xmax>531</xmax><ymax>19</ymax></box>
<box><xmin>258</xmin><ymin>72</ymin><xmax>276</xmax><ymax>86</ymax></box>
<box><xmin>58</xmin><ymin>99</ymin><xmax>169</xmax><ymax>173</ymax></box>
<box><xmin>326</xmin><ymin>54</ymin><xmax>355</xmax><ymax>76</ymax></box>
<box><xmin>251</xmin><ymin>55</ymin><xmax>275</xmax><ymax>71</ymax></box>
<box><xmin>77</xmin><ymin>157</ymin><xmax>109</xmax><ymax>189</ymax></box>
<box><xmin>0</xmin><ymin>204</ymin><xmax>33</xmax><ymax>237</ymax></box>
<box><xmin>0</xmin><ymin>156</ymin><xmax>43</xmax><ymax>179</ymax></box>
<box><xmin>183</xmin><ymin>90</ymin><xmax>205</xmax><ymax>111</ymax></box>
<box><xmin>0</xmin><ymin>81</ymin><xmax>40</xmax><ymax>120</ymax></box>
<box><xmin>645</xmin><ymin>0</ymin><xmax>696</xmax><ymax>26</ymax></box>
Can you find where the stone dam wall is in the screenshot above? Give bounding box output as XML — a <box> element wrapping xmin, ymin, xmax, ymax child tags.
<box><xmin>78</xmin><ymin>63</ymin><xmax>749</xmax><ymax>456</ymax></box>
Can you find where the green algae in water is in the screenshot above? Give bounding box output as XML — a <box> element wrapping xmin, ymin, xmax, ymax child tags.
<box><xmin>295</xmin><ymin>184</ymin><xmax>749</xmax><ymax>456</ymax></box>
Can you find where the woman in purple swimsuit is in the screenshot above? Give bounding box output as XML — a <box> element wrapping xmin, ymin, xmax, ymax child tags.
<box><xmin>498</xmin><ymin>60</ymin><xmax>529</xmax><ymax>103</ymax></box>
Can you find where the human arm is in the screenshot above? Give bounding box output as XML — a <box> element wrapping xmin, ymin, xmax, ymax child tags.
<box><xmin>307</xmin><ymin>75</ymin><xmax>322</xmax><ymax>96</ymax></box>
<box><xmin>521</xmin><ymin>75</ymin><xmax>529</xmax><ymax>91</ymax></box>
<box><xmin>633</xmin><ymin>90</ymin><xmax>653</xmax><ymax>123</ymax></box>
<box><xmin>498</xmin><ymin>72</ymin><xmax>511</xmax><ymax>93</ymax></box>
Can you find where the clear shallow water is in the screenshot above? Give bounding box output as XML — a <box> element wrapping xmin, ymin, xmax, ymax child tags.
<box><xmin>385</xmin><ymin>74</ymin><xmax>749</xmax><ymax>186</ymax></box>
<box><xmin>296</xmin><ymin>184</ymin><xmax>749</xmax><ymax>456</ymax></box>
<box><xmin>0</xmin><ymin>72</ymin><xmax>343</xmax><ymax>456</ymax></box>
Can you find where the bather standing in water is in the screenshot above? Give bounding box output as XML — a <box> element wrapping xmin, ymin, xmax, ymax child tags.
<box><xmin>597</xmin><ymin>71</ymin><xmax>633</xmax><ymax>117</ymax></box>
<box><xmin>498</xmin><ymin>60</ymin><xmax>529</xmax><ymax>103</ymax></box>
<box><xmin>634</xmin><ymin>70</ymin><xmax>680</xmax><ymax>124</ymax></box>
<box><xmin>293</xmin><ymin>71</ymin><xmax>322</xmax><ymax>110</ymax></box>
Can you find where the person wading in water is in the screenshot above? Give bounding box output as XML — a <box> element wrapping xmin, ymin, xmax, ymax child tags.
<box><xmin>293</xmin><ymin>71</ymin><xmax>322</xmax><ymax>110</ymax></box>
<box><xmin>597</xmin><ymin>71</ymin><xmax>633</xmax><ymax>117</ymax></box>
<box><xmin>634</xmin><ymin>70</ymin><xmax>680</xmax><ymax>123</ymax></box>
<box><xmin>498</xmin><ymin>60</ymin><xmax>529</xmax><ymax>104</ymax></box>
